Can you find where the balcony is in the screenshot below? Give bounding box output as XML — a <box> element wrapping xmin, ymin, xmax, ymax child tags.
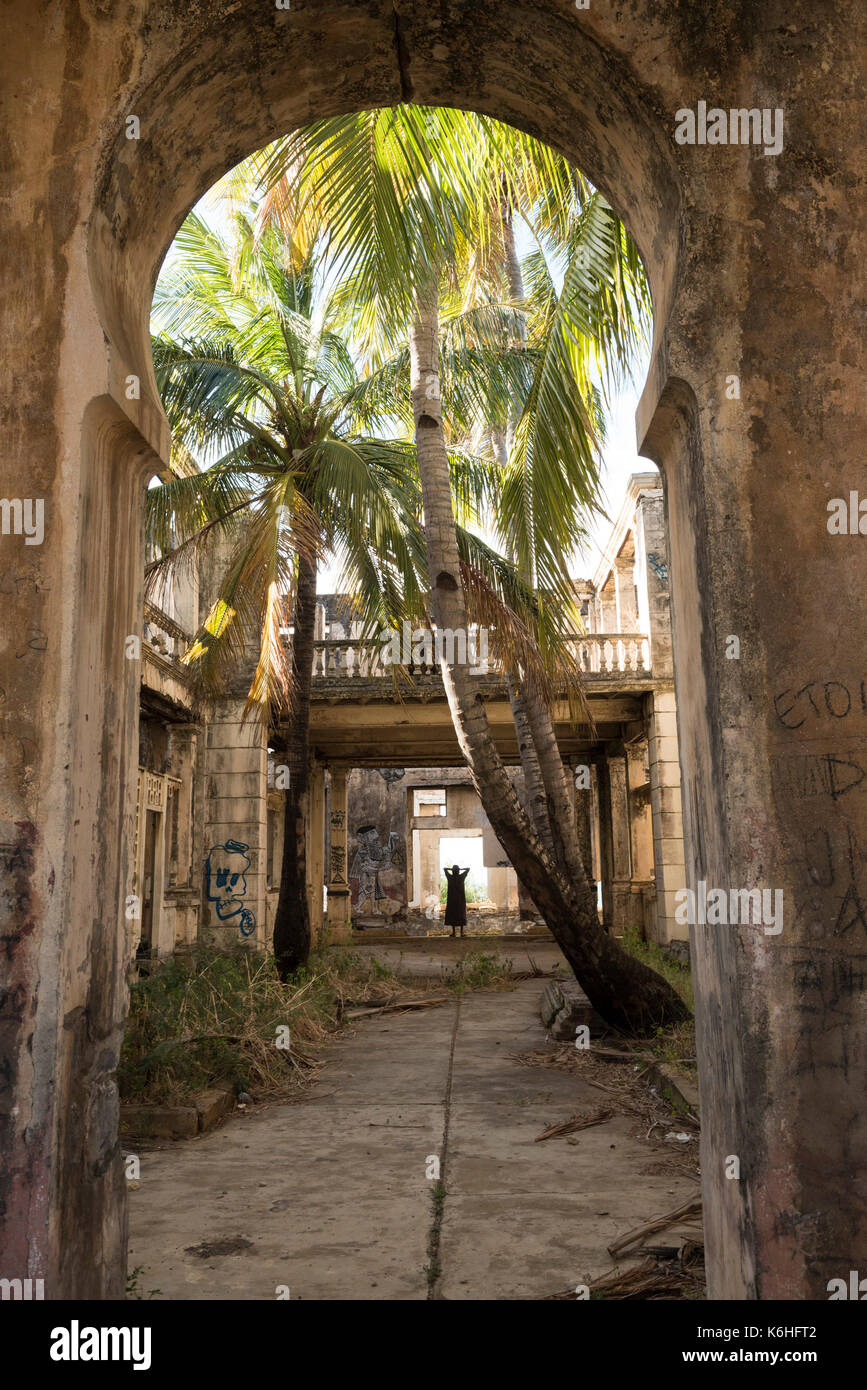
<box><xmin>311</xmin><ymin>631</ymin><xmax>652</xmax><ymax>695</ymax></box>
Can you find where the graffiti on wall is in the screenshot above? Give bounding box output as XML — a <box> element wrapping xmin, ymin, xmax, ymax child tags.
<box><xmin>350</xmin><ymin>824</ymin><xmax>404</xmax><ymax>914</ymax></box>
<box><xmin>205</xmin><ymin>838</ymin><xmax>257</xmax><ymax>937</ymax></box>
<box><xmin>378</xmin><ymin>768</ymin><xmax>406</xmax><ymax>785</ymax></box>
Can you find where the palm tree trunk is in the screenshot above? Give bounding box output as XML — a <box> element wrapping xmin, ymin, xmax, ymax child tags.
<box><xmin>491</xmin><ymin>423</ymin><xmax>554</xmax><ymax>858</ymax></box>
<box><xmin>272</xmin><ymin>546</ymin><xmax>318</xmax><ymax>979</ymax></box>
<box><xmin>499</xmin><ymin>210</ymin><xmax>583</xmax><ymax>888</ymax></box>
<box><xmin>410</xmin><ymin>284</ymin><xmax>686</xmax><ymax>1032</ymax></box>
<box><xmin>510</xmin><ymin>682</ymin><xmax>555</xmax><ymax>855</ymax></box>
<box><xmin>522</xmin><ymin>670</ymin><xmax>591</xmax><ymax>886</ymax></box>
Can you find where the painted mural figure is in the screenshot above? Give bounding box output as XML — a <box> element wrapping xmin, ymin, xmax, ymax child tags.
<box><xmin>205</xmin><ymin>838</ymin><xmax>257</xmax><ymax>937</ymax></box>
<box><xmin>350</xmin><ymin>824</ymin><xmax>400</xmax><ymax>913</ymax></box>
<box><xmin>443</xmin><ymin>864</ymin><xmax>470</xmax><ymax>938</ymax></box>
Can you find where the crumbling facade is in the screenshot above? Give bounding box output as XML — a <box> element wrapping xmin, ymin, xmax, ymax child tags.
<box><xmin>131</xmin><ymin>473</ymin><xmax>686</xmax><ymax>955</ymax></box>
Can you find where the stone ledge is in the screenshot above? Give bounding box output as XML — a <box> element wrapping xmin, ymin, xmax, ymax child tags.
<box><xmin>540</xmin><ymin>979</ymin><xmax>606</xmax><ymax>1039</ymax></box>
<box><xmin>120</xmin><ymin>1085</ymin><xmax>235</xmax><ymax>1139</ymax></box>
<box><xmin>120</xmin><ymin>1105</ymin><xmax>197</xmax><ymax>1139</ymax></box>
<box><xmin>646</xmin><ymin>1060</ymin><xmax>700</xmax><ymax>1119</ymax></box>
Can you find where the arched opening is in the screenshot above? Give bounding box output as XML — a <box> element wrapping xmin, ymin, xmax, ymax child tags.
<box><xmin>9</xmin><ymin>0</ymin><xmax>861</xmax><ymax>1306</ymax></box>
<box><xmin>83</xmin><ymin>27</ymin><xmax>726</xmax><ymax>1291</ymax></box>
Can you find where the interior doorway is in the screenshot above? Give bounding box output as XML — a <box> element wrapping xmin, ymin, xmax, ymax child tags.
<box><xmin>439</xmin><ymin>835</ymin><xmax>488</xmax><ymax>905</ymax></box>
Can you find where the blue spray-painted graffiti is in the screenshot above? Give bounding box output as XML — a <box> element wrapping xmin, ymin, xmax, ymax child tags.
<box><xmin>205</xmin><ymin>839</ymin><xmax>257</xmax><ymax>937</ymax></box>
<box><xmin>647</xmin><ymin>552</ymin><xmax>669</xmax><ymax>585</ymax></box>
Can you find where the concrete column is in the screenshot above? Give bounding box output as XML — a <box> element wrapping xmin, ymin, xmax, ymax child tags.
<box><xmin>626</xmin><ymin>738</ymin><xmax>655</xmax><ymax>935</ymax></box>
<box><xmin>167</xmin><ymin>724</ymin><xmax>197</xmax><ymax>887</ymax></box>
<box><xmin>633</xmin><ymin>489</ymin><xmax>673</xmax><ymax>678</ymax></box>
<box><xmin>204</xmin><ymin>700</ymin><xmax>268</xmax><ymax>949</ymax></box>
<box><xmin>307</xmin><ymin>761</ymin><xmax>326</xmax><ymax>942</ymax></box>
<box><xmin>595</xmin><ymin>757</ymin><xmax>613</xmax><ymax>927</ymax></box>
<box><xmin>325</xmin><ymin>766</ymin><xmax>353</xmax><ymax>941</ymax></box>
<box><xmin>573</xmin><ymin>758</ymin><xmax>594</xmax><ymax>884</ymax></box>
<box><xmin>615</xmin><ymin>557</ymin><xmax>640</xmax><ymax>631</ymax></box>
<box><xmin>598</xmin><ymin>576</ymin><xmax>618</xmax><ymax>632</ymax></box>
<box><xmin>645</xmin><ymin>689</ymin><xmax>686</xmax><ymax>944</ymax></box>
<box><xmin>589</xmin><ymin>762</ymin><xmax>601</xmax><ymax>884</ymax></box>
<box><xmin>603</xmin><ymin>750</ymin><xmax>630</xmax><ymax>934</ymax></box>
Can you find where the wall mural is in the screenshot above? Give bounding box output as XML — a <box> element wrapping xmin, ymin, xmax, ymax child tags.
<box><xmin>378</xmin><ymin>767</ymin><xmax>406</xmax><ymax>785</ymax></box>
<box><xmin>205</xmin><ymin>838</ymin><xmax>257</xmax><ymax>937</ymax></box>
<box><xmin>350</xmin><ymin>824</ymin><xmax>404</xmax><ymax>914</ymax></box>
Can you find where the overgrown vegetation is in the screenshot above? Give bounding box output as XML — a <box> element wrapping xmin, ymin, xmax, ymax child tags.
<box><xmin>444</xmin><ymin>949</ymin><xmax>515</xmax><ymax>995</ymax></box>
<box><xmin>120</xmin><ymin>945</ymin><xmax>402</xmax><ymax>1107</ymax></box>
<box><xmin>119</xmin><ymin>944</ymin><xmax>513</xmax><ymax>1108</ymax></box>
<box><xmin>620</xmin><ymin>928</ymin><xmax>696</xmax><ymax>1077</ymax></box>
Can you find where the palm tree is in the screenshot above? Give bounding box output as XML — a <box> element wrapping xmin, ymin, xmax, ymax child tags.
<box><xmin>149</xmin><ymin>212</ymin><xmax>435</xmax><ymax>977</ymax></box>
<box><xmin>260</xmin><ymin>106</ymin><xmax>687</xmax><ymax>1031</ymax></box>
<box><xmin>148</xmin><ymin>208</ymin><xmax>568</xmax><ymax>979</ymax></box>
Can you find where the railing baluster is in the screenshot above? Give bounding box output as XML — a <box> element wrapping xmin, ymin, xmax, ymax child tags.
<box><xmin>309</xmin><ymin>631</ymin><xmax>652</xmax><ymax>685</ymax></box>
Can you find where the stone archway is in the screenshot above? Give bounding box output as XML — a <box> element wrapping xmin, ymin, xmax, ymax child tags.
<box><xmin>2</xmin><ymin>1</ymin><xmax>864</xmax><ymax>1300</ymax></box>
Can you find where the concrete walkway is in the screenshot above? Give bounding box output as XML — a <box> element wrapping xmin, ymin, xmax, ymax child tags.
<box><xmin>128</xmin><ymin>947</ymin><xmax>697</xmax><ymax>1300</ymax></box>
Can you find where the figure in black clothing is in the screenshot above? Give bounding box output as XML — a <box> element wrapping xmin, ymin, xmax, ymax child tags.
<box><xmin>443</xmin><ymin>864</ymin><xmax>470</xmax><ymax>937</ymax></box>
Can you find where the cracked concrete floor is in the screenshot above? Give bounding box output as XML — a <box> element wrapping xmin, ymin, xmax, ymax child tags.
<box><xmin>128</xmin><ymin>956</ymin><xmax>697</xmax><ymax>1300</ymax></box>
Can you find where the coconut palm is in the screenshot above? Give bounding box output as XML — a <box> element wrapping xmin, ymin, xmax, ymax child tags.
<box><xmin>149</xmin><ymin>212</ymin><xmax>436</xmax><ymax>976</ymax></box>
<box><xmin>259</xmin><ymin>106</ymin><xmax>687</xmax><ymax>1030</ymax></box>
<box><xmin>148</xmin><ymin>209</ymin><xmax>575</xmax><ymax>978</ymax></box>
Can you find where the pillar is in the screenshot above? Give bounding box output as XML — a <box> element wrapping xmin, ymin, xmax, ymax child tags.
<box><xmin>573</xmin><ymin>758</ymin><xmax>595</xmax><ymax>886</ymax></box>
<box><xmin>625</xmin><ymin>737</ymin><xmax>654</xmax><ymax>936</ymax></box>
<box><xmin>645</xmin><ymin>689</ymin><xmax>687</xmax><ymax>944</ymax></box>
<box><xmin>615</xmin><ymin>555</ymin><xmax>640</xmax><ymax>632</ymax></box>
<box><xmin>325</xmin><ymin>766</ymin><xmax>353</xmax><ymax>941</ymax></box>
<box><xmin>597</xmin><ymin>745</ymin><xmax>634</xmax><ymax>933</ymax></box>
<box><xmin>203</xmin><ymin>699</ymin><xmax>268</xmax><ymax>949</ymax></box>
<box><xmin>633</xmin><ymin>488</ymin><xmax>673</xmax><ymax>677</ymax></box>
<box><xmin>306</xmin><ymin>760</ymin><xmax>326</xmax><ymax>942</ymax></box>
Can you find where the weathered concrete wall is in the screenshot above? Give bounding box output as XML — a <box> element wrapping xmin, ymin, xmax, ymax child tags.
<box><xmin>1</xmin><ymin>0</ymin><xmax>865</xmax><ymax>1301</ymax></box>
<box><xmin>341</xmin><ymin>766</ymin><xmax>518</xmax><ymax>924</ymax></box>
<box><xmin>345</xmin><ymin>768</ymin><xmax>409</xmax><ymax>921</ymax></box>
<box><xmin>203</xmin><ymin>701</ymin><xmax>268</xmax><ymax>949</ymax></box>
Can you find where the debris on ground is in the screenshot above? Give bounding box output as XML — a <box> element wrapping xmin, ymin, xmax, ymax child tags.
<box><xmin>534</xmin><ymin>1109</ymin><xmax>612</xmax><ymax>1142</ymax></box>
<box><xmin>342</xmin><ymin>994</ymin><xmax>451</xmax><ymax>1019</ymax></box>
<box><xmin>547</xmin><ymin>1242</ymin><xmax>705</xmax><ymax>1300</ymax></box>
<box><xmin>517</xmin><ymin>1040</ymin><xmax>705</xmax><ymax>1300</ymax></box>
<box><xmin>608</xmin><ymin>1192</ymin><xmax>703</xmax><ymax>1258</ymax></box>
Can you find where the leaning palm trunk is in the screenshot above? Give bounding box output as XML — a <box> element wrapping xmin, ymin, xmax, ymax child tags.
<box><xmin>490</xmin><ymin>422</ymin><xmax>555</xmax><ymax>858</ymax></box>
<box><xmin>497</xmin><ymin>212</ymin><xmax>583</xmax><ymax>890</ymax></box>
<box><xmin>509</xmin><ymin>683</ymin><xmax>555</xmax><ymax>855</ymax></box>
<box><xmin>273</xmin><ymin>546</ymin><xmax>318</xmax><ymax>978</ymax></box>
<box><xmin>521</xmin><ymin>669</ymin><xmax>591</xmax><ymax>887</ymax></box>
<box><xmin>410</xmin><ymin>285</ymin><xmax>686</xmax><ymax>1032</ymax></box>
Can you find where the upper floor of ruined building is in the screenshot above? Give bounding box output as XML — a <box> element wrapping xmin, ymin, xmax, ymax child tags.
<box><xmin>140</xmin><ymin>471</ymin><xmax>673</xmax><ymax>719</ymax></box>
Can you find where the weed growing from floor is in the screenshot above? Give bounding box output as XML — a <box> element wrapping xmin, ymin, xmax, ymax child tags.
<box><xmin>620</xmin><ymin>928</ymin><xmax>696</xmax><ymax>1076</ymax></box>
<box><xmin>444</xmin><ymin>950</ymin><xmax>515</xmax><ymax>995</ymax></box>
<box><xmin>125</xmin><ymin>1266</ymin><xmax>162</xmax><ymax>1300</ymax></box>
